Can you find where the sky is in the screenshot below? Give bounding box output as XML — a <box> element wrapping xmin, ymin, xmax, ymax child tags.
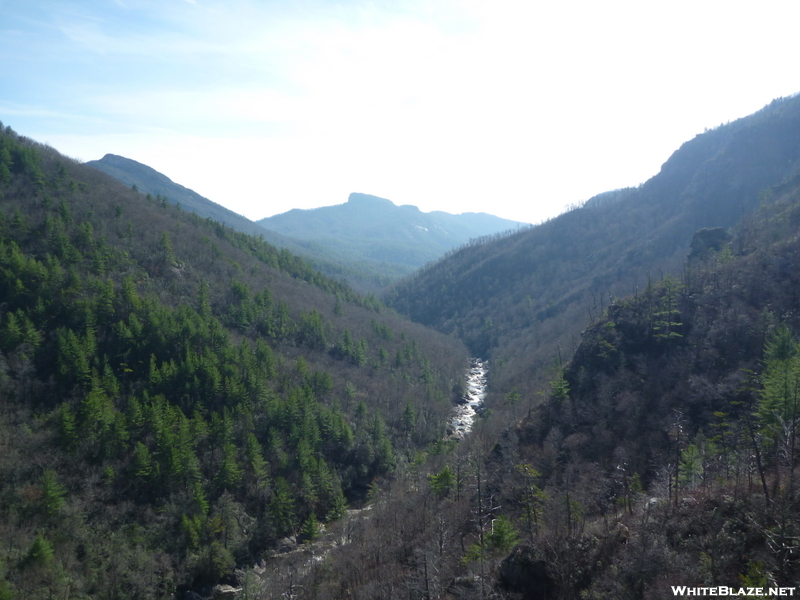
<box><xmin>1</xmin><ymin>1</ymin><xmax>799</xmax><ymax>225</ymax></box>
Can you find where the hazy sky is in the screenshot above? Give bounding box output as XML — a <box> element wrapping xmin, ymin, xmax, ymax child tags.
<box><xmin>2</xmin><ymin>1</ymin><xmax>799</xmax><ymax>224</ymax></box>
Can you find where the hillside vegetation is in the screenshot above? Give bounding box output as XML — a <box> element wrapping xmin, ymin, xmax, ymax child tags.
<box><xmin>492</xmin><ymin>175</ymin><xmax>800</xmax><ymax>597</ymax></box>
<box><xmin>88</xmin><ymin>155</ymin><xmax>526</xmax><ymax>294</ymax></box>
<box><xmin>4</xmin><ymin>92</ymin><xmax>800</xmax><ymax>600</ymax></box>
<box><xmin>85</xmin><ymin>154</ymin><xmax>394</xmax><ymax>294</ymax></box>
<box><xmin>86</xmin><ymin>154</ymin><xmax>276</xmax><ymax>241</ymax></box>
<box><xmin>386</xmin><ymin>95</ymin><xmax>800</xmax><ymax>397</ymax></box>
<box><xmin>0</xmin><ymin>124</ymin><xmax>468</xmax><ymax>599</ymax></box>
<box><xmin>277</xmin><ymin>102</ymin><xmax>800</xmax><ymax>599</ymax></box>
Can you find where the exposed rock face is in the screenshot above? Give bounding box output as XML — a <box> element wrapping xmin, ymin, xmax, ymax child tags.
<box><xmin>275</xmin><ymin>536</ymin><xmax>298</xmax><ymax>554</ymax></box>
<box><xmin>690</xmin><ymin>227</ymin><xmax>731</xmax><ymax>257</ymax></box>
<box><xmin>212</xmin><ymin>583</ymin><xmax>242</xmax><ymax>598</ymax></box>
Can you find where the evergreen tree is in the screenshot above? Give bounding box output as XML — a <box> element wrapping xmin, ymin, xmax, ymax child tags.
<box><xmin>269</xmin><ymin>477</ymin><xmax>296</xmax><ymax>536</ymax></box>
<box><xmin>429</xmin><ymin>466</ymin><xmax>454</xmax><ymax>497</ymax></box>
<box><xmin>216</xmin><ymin>442</ymin><xmax>243</xmax><ymax>491</ymax></box>
<box><xmin>24</xmin><ymin>533</ymin><xmax>54</xmax><ymax>568</ymax></box>
<box><xmin>487</xmin><ymin>515</ymin><xmax>519</xmax><ymax>553</ymax></box>
<box><xmin>299</xmin><ymin>512</ymin><xmax>320</xmax><ymax>543</ymax></box>
<box><xmin>39</xmin><ymin>470</ymin><xmax>66</xmax><ymax>519</ymax></box>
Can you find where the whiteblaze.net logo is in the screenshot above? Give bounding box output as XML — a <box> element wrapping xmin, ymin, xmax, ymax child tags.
<box><xmin>672</xmin><ymin>587</ymin><xmax>796</xmax><ymax>597</ymax></box>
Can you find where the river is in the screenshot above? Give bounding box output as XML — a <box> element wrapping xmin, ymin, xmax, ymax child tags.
<box><xmin>447</xmin><ymin>358</ymin><xmax>488</xmax><ymax>439</ymax></box>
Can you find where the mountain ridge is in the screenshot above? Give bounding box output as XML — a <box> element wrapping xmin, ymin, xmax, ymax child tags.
<box><xmin>86</xmin><ymin>153</ymin><xmax>272</xmax><ymax>238</ymax></box>
<box><xmin>257</xmin><ymin>191</ymin><xmax>527</xmax><ymax>270</ymax></box>
<box><xmin>86</xmin><ymin>156</ymin><xmax>526</xmax><ymax>292</ymax></box>
<box><xmin>386</xmin><ymin>94</ymin><xmax>800</xmax><ymax>393</ymax></box>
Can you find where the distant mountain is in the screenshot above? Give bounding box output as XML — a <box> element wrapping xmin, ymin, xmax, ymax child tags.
<box><xmin>86</xmin><ymin>156</ymin><xmax>521</xmax><ymax>292</ymax></box>
<box><xmin>86</xmin><ymin>154</ymin><xmax>386</xmax><ymax>289</ymax></box>
<box><xmin>386</xmin><ymin>94</ymin><xmax>800</xmax><ymax>393</ymax></box>
<box><xmin>257</xmin><ymin>192</ymin><xmax>527</xmax><ymax>272</ymax></box>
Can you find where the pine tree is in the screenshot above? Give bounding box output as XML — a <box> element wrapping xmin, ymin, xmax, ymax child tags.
<box><xmin>57</xmin><ymin>403</ymin><xmax>78</xmax><ymax>453</ymax></box>
<box><xmin>429</xmin><ymin>466</ymin><xmax>454</xmax><ymax>497</ymax></box>
<box><xmin>132</xmin><ymin>442</ymin><xmax>154</xmax><ymax>481</ymax></box>
<box><xmin>652</xmin><ymin>276</ymin><xmax>683</xmax><ymax>340</ymax></box>
<box><xmin>245</xmin><ymin>433</ymin><xmax>269</xmax><ymax>485</ymax></box>
<box><xmin>24</xmin><ymin>533</ymin><xmax>54</xmax><ymax>567</ymax></box>
<box><xmin>487</xmin><ymin>515</ymin><xmax>519</xmax><ymax>553</ymax></box>
<box><xmin>516</xmin><ymin>464</ymin><xmax>546</xmax><ymax>538</ymax></box>
<box><xmin>299</xmin><ymin>512</ymin><xmax>320</xmax><ymax>543</ymax></box>
<box><xmin>216</xmin><ymin>442</ymin><xmax>243</xmax><ymax>491</ymax></box>
<box><xmin>269</xmin><ymin>477</ymin><xmax>296</xmax><ymax>536</ymax></box>
<box><xmin>39</xmin><ymin>470</ymin><xmax>66</xmax><ymax>518</ymax></box>
<box><xmin>758</xmin><ymin>325</ymin><xmax>799</xmax><ymax>433</ymax></box>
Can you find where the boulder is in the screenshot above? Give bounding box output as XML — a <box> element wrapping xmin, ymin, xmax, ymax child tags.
<box><xmin>498</xmin><ymin>545</ymin><xmax>556</xmax><ymax>600</ymax></box>
<box><xmin>212</xmin><ymin>584</ymin><xmax>242</xmax><ymax>599</ymax></box>
<box><xmin>689</xmin><ymin>227</ymin><xmax>731</xmax><ymax>257</ymax></box>
<box><xmin>275</xmin><ymin>536</ymin><xmax>298</xmax><ymax>554</ymax></box>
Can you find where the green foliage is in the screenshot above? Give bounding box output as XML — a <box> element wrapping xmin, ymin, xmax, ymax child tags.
<box><xmin>678</xmin><ymin>442</ymin><xmax>704</xmax><ymax>488</ymax></box>
<box><xmin>300</xmin><ymin>512</ymin><xmax>320</xmax><ymax>543</ymax></box>
<box><xmin>57</xmin><ymin>403</ymin><xmax>78</xmax><ymax>453</ymax></box>
<box><xmin>429</xmin><ymin>465</ymin><xmax>454</xmax><ymax>497</ymax></box>
<box><xmin>325</xmin><ymin>485</ymin><xmax>347</xmax><ymax>522</ymax></box>
<box><xmin>181</xmin><ymin>513</ymin><xmax>203</xmax><ymax>551</ymax></box>
<box><xmin>269</xmin><ymin>477</ymin><xmax>296</xmax><ymax>537</ymax></box>
<box><xmin>0</xmin><ymin>309</ymin><xmax>41</xmax><ymax>353</ymax></box>
<box><xmin>132</xmin><ymin>441</ymin><xmax>155</xmax><ymax>481</ymax></box>
<box><xmin>216</xmin><ymin>442</ymin><xmax>243</xmax><ymax>491</ymax></box>
<box><xmin>549</xmin><ymin>371</ymin><xmax>570</xmax><ymax>404</ymax></box>
<box><xmin>0</xmin><ymin>124</ymin><xmax>469</xmax><ymax>597</ymax></box>
<box><xmin>23</xmin><ymin>534</ymin><xmax>54</xmax><ymax>568</ymax></box>
<box><xmin>402</xmin><ymin>402</ymin><xmax>417</xmax><ymax>433</ymax></box>
<box><xmin>516</xmin><ymin>464</ymin><xmax>546</xmax><ymax>537</ymax></box>
<box><xmin>758</xmin><ymin>326</ymin><xmax>800</xmax><ymax>446</ymax></box>
<box><xmin>38</xmin><ymin>470</ymin><xmax>66</xmax><ymax>518</ymax></box>
<box><xmin>244</xmin><ymin>432</ymin><xmax>268</xmax><ymax>485</ymax></box>
<box><xmin>739</xmin><ymin>560</ymin><xmax>770</xmax><ymax>588</ymax></box>
<box><xmin>297</xmin><ymin>310</ymin><xmax>328</xmax><ymax>350</ymax></box>
<box><xmin>504</xmin><ymin>389</ymin><xmax>521</xmax><ymax>405</ymax></box>
<box><xmin>55</xmin><ymin>327</ymin><xmax>93</xmax><ymax>389</ymax></box>
<box><xmin>652</xmin><ymin>276</ymin><xmax>683</xmax><ymax>340</ymax></box>
<box><xmin>199</xmin><ymin>542</ymin><xmax>235</xmax><ymax>583</ymax></box>
<box><xmin>462</xmin><ymin>543</ymin><xmax>485</xmax><ymax>564</ymax></box>
<box><xmin>462</xmin><ymin>515</ymin><xmax>519</xmax><ymax>564</ymax></box>
<box><xmin>0</xmin><ymin>573</ymin><xmax>13</xmax><ymax>600</ymax></box>
<box><xmin>487</xmin><ymin>515</ymin><xmax>519</xmax><ymax>553</ymax></box>
<box><xmin>717</xmin><ymin>243</ymin><xmax>734</xmax><ymax>263</ymax></box>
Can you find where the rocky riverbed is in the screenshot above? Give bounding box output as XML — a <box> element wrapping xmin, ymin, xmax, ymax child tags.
<box><xmin>447</xmin><ymin>358</ymin><xmax>487</xmax><ymax>439</ymax></box>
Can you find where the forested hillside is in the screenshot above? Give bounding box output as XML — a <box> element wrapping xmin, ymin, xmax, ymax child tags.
<box><xmin>492</xmin><ymin>173</ymin><xmax>800</xmax><ymax>597</ymax></box>
<box><xmin>5</xmin><ymin>92</ymin><xmax>800</xmax><ymax>600</ymax></box>
<box><xmin>0</xmin><ymin>124</ymin><xmax>468</xmax><ymax>599</ymax></box>
<box><xmin>273</xmin><ymin>110</ymin><xmax>800</xmax><ymax>600</ymax></box>
<box><xmin>88</xmin><ymin>155</ymin><xmax>526</xmax><ymax>295</ymax></box>
<box><xmin>86</xmin><ymin>154</ymin><xmax>276</xmax><ymax>240</ymax></box>
<box><xmin>85</xmin><ymin>154</ymin><xmax>395</xmax><ymax>294</ymax></box>
<box><xmin>386</xmin><ymin>94</ymin><xmax>800</xmax><ymax>398</ymax></box>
